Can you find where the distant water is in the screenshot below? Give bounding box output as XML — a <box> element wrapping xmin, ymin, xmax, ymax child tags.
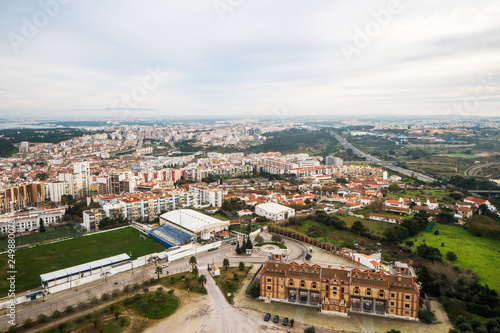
<box><xmin>0</xmin><ymin>123</ymin><xmax>57</xmax><ymax>130</ymax></box>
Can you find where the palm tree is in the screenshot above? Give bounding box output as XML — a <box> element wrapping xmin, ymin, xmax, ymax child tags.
<box><xmin>192</xmin><ymin>266</ymin><xmax>199</xmax><ymax>278</ymax></box>
<box><xmin>223</xmin><ymin>258</ymin><xmax>230</xmax><ymax>270</ymax></box>
<box><xmin>189</xmin><ymin>256</ymin><xmax>197</xmax><ymax>269</ymax></box>
<box><xmin>155</xmin><ymin>266</ymin><xmax>163</xmax><ymax>280</ymax></box>
<box><xmin>198</xmin><ymin>274</ymin><xmax>207</xmax><ymax>288</ymax></box>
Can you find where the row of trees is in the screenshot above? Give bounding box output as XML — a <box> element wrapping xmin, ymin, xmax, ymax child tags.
<box><xmin>383</xmin><ymin>210</ymin><xmax>430</xmax><ymax>244</ymax></box>
<box><xmin>235</xmin><ymin>236</ymin><xmax>253</xmax><ymax>254</ymax></box>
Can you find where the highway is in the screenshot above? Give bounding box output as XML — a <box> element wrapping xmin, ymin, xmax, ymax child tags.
<box><xmin>465</xmin><ymin>162</ymin><xmax>500</xmax><ymax>176</ymax></box>
<box><xmin>333</xmin><ymin>133</ymin><xmax>435</xmax><ymax>183</ymax></box>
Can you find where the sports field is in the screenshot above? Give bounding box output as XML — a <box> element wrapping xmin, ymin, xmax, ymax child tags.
<box><xmin>0</xmin><ymin>227</ymin><xmax>165</xmax><ymax>296</ymax></box>
<box><xmin>412</xmin><ymin>224</ymin><xmax>500</xmax><ymax>291</ymax></box>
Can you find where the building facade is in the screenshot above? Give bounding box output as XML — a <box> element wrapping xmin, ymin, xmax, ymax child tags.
<box><xmin>259</xmin><ymin>261</ymin><xmax>420</xmax><ymax>320</ymax></box>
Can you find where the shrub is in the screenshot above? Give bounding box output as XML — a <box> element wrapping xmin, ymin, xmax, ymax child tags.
<box><xmin>52</xmin><ymin>310</ymin><xmax>61</xmax><ymax>318</ymax></box>
<box><xmin>65</xmin><ymin>305</ymin><xmax>74</xmax><ymax>313</ymax></box>
<box><xmin>470</xmin><ymin>318</ymin><xmax>481</xmax><ymax>330</ymax></box>
<box><xmin>101</xmin><ymin>293</ymin><xmax>110</xmax><ymax>301</ymax></box>
<box><xmin>386</xmin><ymin>330</ymin><xmax>401</xmax><ymax>333</ymax></box>
<box><xmin>305</xmin><ymin>253</ymin><xmax>311</xmax><ymax>260</ymax></box>
<box><xmin>90</xmin><ymin>297</ymin><xmax>99</xmax><ymax>305</ymax></box>
<box><xmin>168</xmin><ymin>289</ymin><xmax>174</xmax><ymax>295</ymax></box>
<box><xmin>119</xmin><ymin>317</ymin><xmax>128</xmax><ymax>326</ymax></box>
<box><xmin>123</xmin><ymin>285</ymin><xmax>131</xmax><ymax>293</ymax></box>
<box><xmin>434</xmin><ymin>230</ymin><xmax>439</xmax><ymax>235</ymax></box>
<box><xmin>23</xmin><ymin>319</ymin><xmax>33</xmax><ymax>329</ymax></box>
<box><xmin>304</xmin><ymin>327</ymin><xmax>316</xmax><ymax>333</ymax></box>
<box><xmin>405</xmin><ymin>240</ymin><xmax>414</xmax><ymax>247</ymax></box>
<box><xmin>37</xmin><ymin>314</ymin><xmax>47</xmax><ymax>323</ymax></box>
<box><xmin>112</xmin><ymin>289</ymin><xmax>120</xmax><ymax>298</ymax></box>
<box><xmin>457</xmin><ymin>323</ymin><xmax>472</xmax><ymax>332</ymax></box>
<box><xmin>133</xmin><ymin>283</ymin><xmax>140</xmax><ymax>290</ymax></box>
<box><xmin>239</xmin><ymin>262</ymin><xmax>245</xmax><ymax>271</ymax></box>
<box><xmin>446</xmin><ymin>251</ymin><xmax>458</xmax><ymax>261</ymax></box>
<box><xmin>233</xmin><ymin>273</ymin><xmax>239</xmax><ymax>281</ymax></box>
<box><xmin>418</xmin><ymin>309</ymin><xmax>436</xmax><ymax>324</ymax></box>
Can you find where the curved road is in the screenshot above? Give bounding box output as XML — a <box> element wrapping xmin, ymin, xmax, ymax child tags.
<box><xmin>465</xmin><ymin>162</ymin><xmax>500</xmax><ymax>176</ymax></box>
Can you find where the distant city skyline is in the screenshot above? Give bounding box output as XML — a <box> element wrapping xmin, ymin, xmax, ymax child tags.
<box><xmin>1</xmin><ymin>1</ymin><xmax>499</xmax><ymax>118</ymax></box>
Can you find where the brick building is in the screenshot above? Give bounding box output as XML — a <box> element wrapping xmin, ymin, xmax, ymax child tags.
<box><xmin>259</xmin><ymin>260</ymin><xmax>420</xmax><ymax>320</ymax></box>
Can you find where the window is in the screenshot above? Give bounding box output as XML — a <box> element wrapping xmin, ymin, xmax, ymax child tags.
<box><xmin>391</xmin><ymin>293</ymin><xmax>395</xmax><ymax>298</ymax></box>
<box><xmin>267</xmin><ymin>278</ymin><xmax>272</xmax><ymax>283</ymax></box>
<box><xmin>366</xmin><ymin>291</ymin><xmax>371</xmax><ymax>296</ymax></box>
<box><xmin>354</xmin><ymin>289</ymin><xmax>359</xmax><ymax>294</ymax></box>
<box><xmin>404</xmin><ymin>311</ymin><xmax>409</xmax><ymax>315</ymax></box>
<box><xmin>405</xmin><ymin>304</ymin><xmax>410</xmax><ymax>308</ymax></box>
<box><xmin>289</xmin><ymin>282</ymin><xmax>294</xmax><ymax>286</ymax></box>
<box><xmin>405</xmin><ymin>295</ymin><xmax>411</xmax><ymax>300</ymax></box>
<box><xmin>379</xmin><ymin>292</ymin><xmax>384</xmax><ymax>298</ymax></box>
<box><xmin>325</xmin><ymin>285</ymin><xmax>329</xmax><ymax>291</ymax></box>
<box><xmin>390</xmin><ymin>302</ymin><xmax>395</xmax><ymax>306</ymax></box>
<box><xmin>300</xmin><ymin>283</ymin><xmax>305</xmax><ymax>288</ymax></box>
<box><xmin>267</xmin><ymin>286</ymin><xmax>272</xmax><ymax>290</ymax></box>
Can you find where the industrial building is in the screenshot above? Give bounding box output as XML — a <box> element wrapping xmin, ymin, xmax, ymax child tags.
<box><xmin>255</xmin><ymin>202</ymin><xmax>295</xmax><ymax>221</ymax></box>
<box><xmin>159</xmin><ymin>209</ymin><xmax>229</xmax><ymax>242</ymax></box>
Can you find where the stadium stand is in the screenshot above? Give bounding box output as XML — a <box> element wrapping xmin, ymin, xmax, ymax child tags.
<box><xmin>149</xmin><ymin>224</ymin><xmax>194</xmax><ymax>247</ymax></box>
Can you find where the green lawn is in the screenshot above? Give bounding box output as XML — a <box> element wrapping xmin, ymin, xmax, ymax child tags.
<box><xmin>411</xmin><ymin>224</ymin><xmax>500</xmax><ymax>291</ymax></box>
<box><xmin>0</xmin><ymin>227</ymin><xmax>166</xmax><ymax>296</ymax></box>
<box><xmin>337</xmin><ymin>215</ymin><xmax>391</xmax><ymax>234</ymax></box>
<box><xmin>0</xmin><ymin>227</ymin><xmax>79</xmax><ymax>250</ymax></box>
<box><xmin>255</xmin><ymin>242</ymin><xmax>287</xmax><ymax>249</ymax></box>
<box><xmin>447</xmin><ymin>154</ymin><xmax>477</xmax><ymax>158</ymax></box>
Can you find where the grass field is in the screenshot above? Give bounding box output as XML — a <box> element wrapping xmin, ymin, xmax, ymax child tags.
<box><xmin>0</xmin><ymin>227</ymin><xmax>166</xmax><ymax>296</ymax></box>
<box><xmin>337</xmin><ymin>215</ymin><xmax>390</xmax><ymax>234</ymax></box>
<box><xmin>447</xmin><ymin>154</ymin><xmax>477</xmax><ymax>158</ymax></box>
<box><xmin>412</xmin><ymin>224</ymin><xmax>500</xmax><ymax>291</ymax></box>
<box><xmin>0</xmin><ymin>227</ymin><xmax>79</xmax><ymax>250</ymax></box>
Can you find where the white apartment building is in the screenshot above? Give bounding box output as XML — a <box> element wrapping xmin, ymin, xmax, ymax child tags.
<box><xmin>0</xmin><ymin>207</ymin><xmax>67</xmax><ymax>234</ymax></box>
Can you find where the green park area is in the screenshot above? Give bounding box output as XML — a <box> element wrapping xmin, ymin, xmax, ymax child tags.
<box><xmin>412</xmin><ymin>224</ymin><xmax>500</xmax><ymax>292</ymax></box>
<box><xmin>0</xmin><ymin>227</ymin><xmax>165</xmax><ymax>296</ymax></box>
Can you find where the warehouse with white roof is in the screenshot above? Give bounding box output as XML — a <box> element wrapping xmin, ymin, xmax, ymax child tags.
<box><xmin>255</xmin><ymin>202</ymin><xmax>295</xmax><ymax>221</ymax></box>
<box><xmin>159</xmin><ymin>209</ymin><xmax>229</xmax><ymax>240</ymax></box>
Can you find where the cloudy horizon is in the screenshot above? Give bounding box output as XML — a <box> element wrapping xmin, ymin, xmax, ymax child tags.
<box><xmin>1</xmin><ymin>0</ymin><xmax>499</xmax><ymax>119</ymax></box>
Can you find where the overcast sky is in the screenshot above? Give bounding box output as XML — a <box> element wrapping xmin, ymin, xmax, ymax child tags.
<box><xmin>1</xmin><ymin>0</ymin><xmax>499</xmax><ymax>119</ymax></box>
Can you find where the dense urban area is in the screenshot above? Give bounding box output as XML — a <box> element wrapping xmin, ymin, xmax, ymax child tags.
<box><xmin>0</xmin><ymin>117</ymin><xmax>498</xmax><ymax>333</ymax></box>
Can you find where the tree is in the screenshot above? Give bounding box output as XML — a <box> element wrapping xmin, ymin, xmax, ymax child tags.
<box><xmin>198</xmin><ymin>274</ymin><xmax>207</xmax><ymax>287</ymax></box>
<box><xmin>23</xmin><ymin>319</ymin><xmax>33</xmax><ymax>329</ymax></box>
<box><xmin>223</xmin><ymin>258</ymin><xmax>230</xmax><ymax>270</ymax></box>
<box><xmin>304</xmin><ymin>327</ymin><xmax>316</xmax><ymax>333</ymax></box>
<box><xmin>189</xmin><ymin>256</ymin><xmax>197</xmax><ymax>269</ymax></box>
<box><xmin>192</xmin><ymin>266</ymin><xmax>199</xmax><ymax>278</ymax></box>
<box><xmin>235</xmin><ymin>241</ymin><xmax>242</xmax><ymax>255</ymax></box>
<box><xmin>255</xmin><ymin>234</ymin><xmax>264</xmax><ymax>244</ymax></box>
<box><xmin>446</xmin><ymin>251</ymin><xmax>457</xmax><ymax>261</ymax></box>
<box><xmin>386</xmin><ymin>330</ymin><xmax>401</xmax><ymax>333</ymax></box>
<box><xmin>388</xmin><ymin>184</ymin><xmax>400</xmax><ymax>193</ymax></box>
<box><xmin>92</xmin><ymin>317</ymin><xmax>100</xmax><ymax>328</ymax></box>
<box><xmin>155</xmin><ymin>266</ymin><xmax>163</xmax><ymax>279</ymax></box>
<box><xmin>271</xmin><ymin>234</ymin><xmax>283</xmax><ymax>243</ymax></box>
<box><xmin>114</xmin><ymin>309</ymin><xmax>121</xmax><ymax>319</ymax></box>
<box><xmin>57</xmin><ymin>322</ymin><xmax>68</xmax><ymax>332</ymax></box>
<box><xmin>305</xmin><ymin>253</ymin><xmax>312</xmax><ymax>260</ymax></box>
<box><xmin>366</xmin><ymin>199</ymin><xmax>384</xmax><ymax>213</ymax></box>
<box><xmin>351</xmin><ymin>221</ymin><xmax>367</xmax><ymax>235</ymax></box>
<box><xmin>39</xmin><ymin>218</ymin><xmax>46</xmax><ymax>232</ymax></box>
<box><xmin>239</xmin><ymin>261</ymin><xmax>245</xmax><ymax>271</ymax></box>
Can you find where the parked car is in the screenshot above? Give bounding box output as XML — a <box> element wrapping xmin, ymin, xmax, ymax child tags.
<box><xmin>264</xmin><ymin>313</ymin><xmax>271</xmax><ymax>322</ymax></box>
<box><xmin>283</xmin><ymin>317</ymin><xmax>289</xmax><ymax>326</ymax></box>
<box><xmin>161</xmin><ymin>263</ymin><xmax>169</xmax><ymax>268</ymax></box>
<box><xmin>273</xmin><ymin>315</ymin><xmax>279</xmax><ymax>323</ymax></box>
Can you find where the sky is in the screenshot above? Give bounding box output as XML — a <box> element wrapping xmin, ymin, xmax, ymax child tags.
<box><xmin>0</xmin><ymin>0</ymin><xmax>499</xmax><ymax>119</ymax></box>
